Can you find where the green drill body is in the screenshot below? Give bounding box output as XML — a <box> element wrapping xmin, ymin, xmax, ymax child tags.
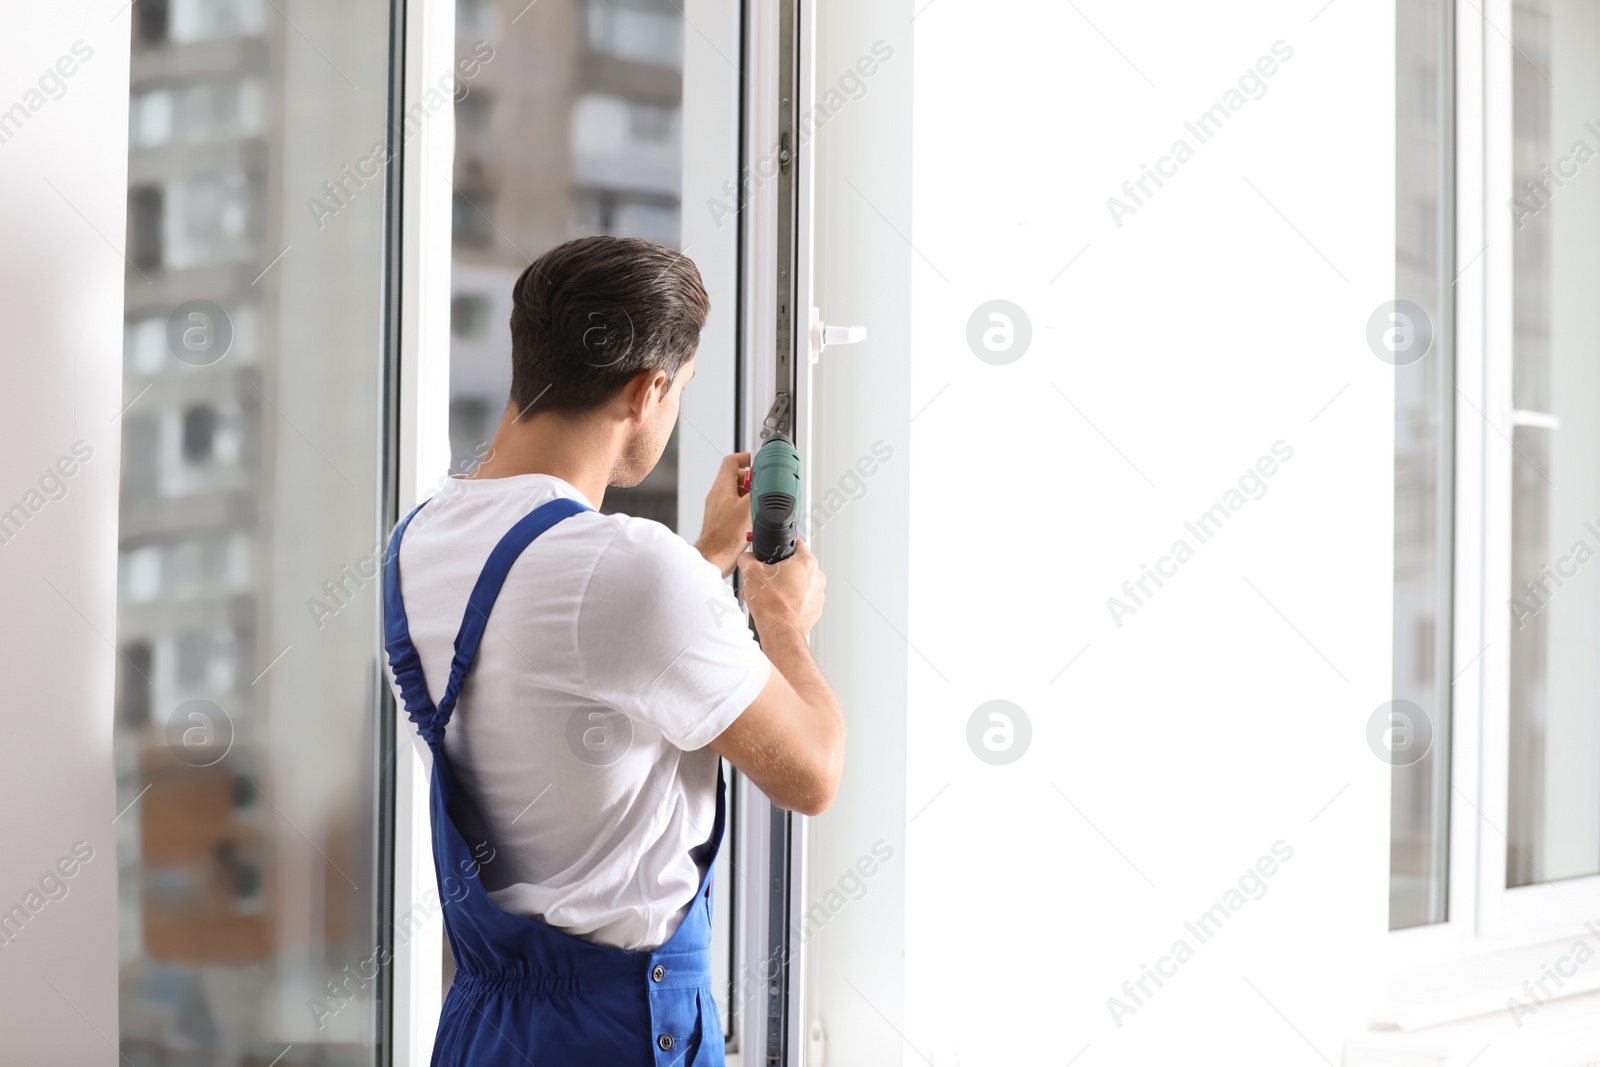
<box><xmin>750</xmin><ymin>435</ymin><xmax>801</xmax><ymax>563</ymax></box>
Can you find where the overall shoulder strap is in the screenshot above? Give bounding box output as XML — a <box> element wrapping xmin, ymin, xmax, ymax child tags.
<box><xmin>432</xmin><ymin>496</ymin><xmax>594</xmax><ymax>736</ymax></box>
<box><xmin>383</xmin><ymin>500</ymin><xmax>438</xmax><ymax>740</ymax></box>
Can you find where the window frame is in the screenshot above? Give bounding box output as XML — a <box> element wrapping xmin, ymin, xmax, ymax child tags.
<box><xmin>389</xmin><ymin>0</ymin><xmax>455</xmax><ymax>1060</ymax></box>
<box><xmin>1381</xmin><ymin>0</ymin><xmax>1600</xmax><ymax>1018</ymax></box>
<box><xmin>728</xmin><ymin>0</ymin><xmax>815</xmax><ymax>1062</ymax></box>
<box><xmin>1471</xmin><ymin>0</ymin><xmax>1600</xmax><ymax>943</ymax></box>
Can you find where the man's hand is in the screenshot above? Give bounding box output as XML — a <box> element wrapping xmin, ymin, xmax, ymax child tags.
<box><xmin>695</xmin><ymin>452</ymin><xmax>752</xmax><ymax>578</ymax></box>
<box><xmin>735</xmin><ymin>539</ymin><xmax>826</xmax><ymax>638</ymax></box>
<box><xmin>713</xmin><ymin>539</ymin><xmax>841</xmax><ymax>815</ymax></box>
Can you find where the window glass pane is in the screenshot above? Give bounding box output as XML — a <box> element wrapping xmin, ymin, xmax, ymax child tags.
<box><xmin>1508</xmin><ymin>0</ymin><xmax>1600</xmax><ymax>888</ymax></box>
<box><xmin>116</xmin><ymin>1</ymin><xmax>393</xmax><ymax>1061</ymax></box>
<box><xmin>1390</xmin><ymin>0</ymin><xmax>1454</xmax><ymax>929</ymax></box>
<box><xmin>448</xmin><ymin>1</ymin><xmax>685</xmax><ymax>528</ymax></box>
<box><xmin>585</xmin><ymin>0</ymin><xmax>683</xmax><ymax>67</ymax></box>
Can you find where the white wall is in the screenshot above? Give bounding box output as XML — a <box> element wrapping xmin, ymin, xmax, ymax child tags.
<box><xmin>0</xmin><ymin>1</ymin><xmax>130</xmax><ymax>1059</ymax></box>
<box><xmin>906</xmin><ymin>2</ymin><xmax>1393</xmax><ymax>1060</ymax></box>
<box><xmin>808</xmin><ymin>1</ymin><xmax>1397</xmax><ymax>1063</ymax></box>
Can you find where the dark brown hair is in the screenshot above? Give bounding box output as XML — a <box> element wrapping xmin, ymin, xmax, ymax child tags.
<box><xmin>508</xmin><ymin>235</ymin><xmax>709</xmax><ymax>416</ymax></box>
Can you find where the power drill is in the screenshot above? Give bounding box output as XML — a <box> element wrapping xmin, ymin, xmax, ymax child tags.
<box><xmin>746</xmin><ymin>434</ymin><xmax>801</xmax><ymax>564</ymax></box>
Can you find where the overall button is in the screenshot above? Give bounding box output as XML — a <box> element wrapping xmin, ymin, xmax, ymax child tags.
<box><xmin>657</xmin><ymin>1034</ymin><xmax>674</xmax><ymax>1051</ymax></box>
<box><xmin>651</xmin><ymin>964</ymin><xmax>666</xmax><ymax>983</ymax></box>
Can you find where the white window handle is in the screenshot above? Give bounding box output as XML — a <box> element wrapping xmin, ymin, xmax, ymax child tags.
<box><xmin>809</xmin><ymin>306</ymin><xmax>867</xmax><ymax>362</ymax></box>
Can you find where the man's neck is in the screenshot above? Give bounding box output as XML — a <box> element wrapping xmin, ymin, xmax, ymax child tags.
<box><xmin>467</xmin><ymin>404</ymin><xmax>617</xmax><ymax>510</ymax></box>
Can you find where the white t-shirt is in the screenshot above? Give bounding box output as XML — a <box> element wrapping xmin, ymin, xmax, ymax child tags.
<box><xmin>387</xmin><ymin>473</ymin><xmax>770</xmax><ymax>950</ymax></box>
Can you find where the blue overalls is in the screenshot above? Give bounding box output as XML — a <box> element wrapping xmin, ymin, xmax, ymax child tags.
<box><xmin>383</xmin><ymin>497</ymin><xmax>727</xmax><ymax>1066</ymax></box>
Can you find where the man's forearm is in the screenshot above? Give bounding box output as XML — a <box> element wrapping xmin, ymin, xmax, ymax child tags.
<box><xmin>754</xmin><ymin>619</ymin><xmax>843</xmax><ymax>742</ymax></box>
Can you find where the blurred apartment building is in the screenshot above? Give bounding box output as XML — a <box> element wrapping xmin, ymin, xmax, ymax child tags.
<box><xmin>450</xmin><ymin>0</ymin><xmax>686</xmax><ymax>527</ymax></box>
<box><xmin>116</xmin><ymin>0</ymin><xmax>384</xmax><ymax>1064</ymax></box>
<box><xmin>118</xmin><ymin>0</ymin><xmax>283</xmax><ymax>1048</ymax></box>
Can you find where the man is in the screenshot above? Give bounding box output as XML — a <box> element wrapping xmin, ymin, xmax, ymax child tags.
<box><xmin>383</xmin><ymin>235</ymin><xmax>844</xmax><ymax>1066</ymax></box>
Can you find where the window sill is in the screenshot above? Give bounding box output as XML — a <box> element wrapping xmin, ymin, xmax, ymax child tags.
<box><xmin>1370</xmin><ymin>936</ymin><xmax>1600</xmax><ymax>1031</ymax></box>
<box><xmin>1348</xmin><ymin>983</ymin><xmax>1600</xmax><ymax>1067</ymax></box>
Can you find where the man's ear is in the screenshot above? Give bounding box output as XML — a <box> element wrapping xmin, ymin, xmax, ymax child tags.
<box><xmin>623</xmin><ymin>368</ymin><xmax>669</xmax><ymax>423</ymax></box>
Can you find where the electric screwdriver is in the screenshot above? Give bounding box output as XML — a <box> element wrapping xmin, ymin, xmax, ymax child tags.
<box><xmin>748</xmin><ymin>435</ymin><xmax>801</xmax><ymax>564</ymax></box>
